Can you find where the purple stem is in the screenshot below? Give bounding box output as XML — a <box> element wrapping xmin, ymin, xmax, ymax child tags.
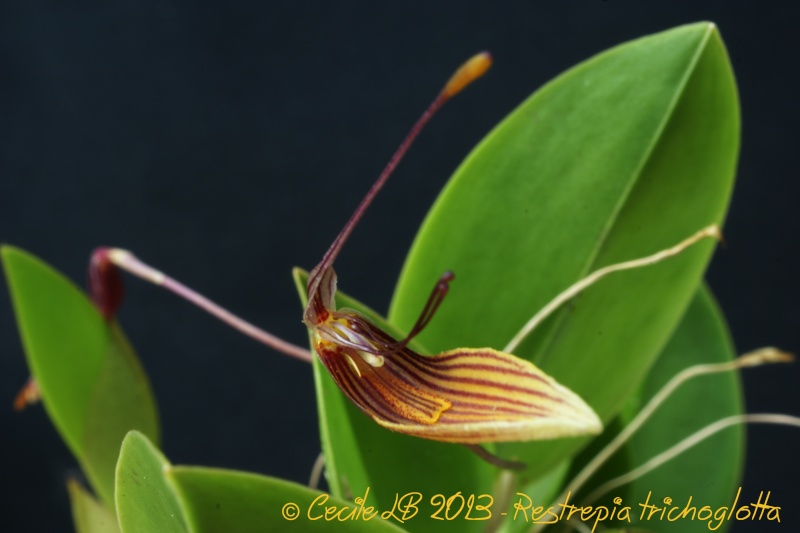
<box><xmin>107</xmin><ymin>249</ymin><xmax>313</xmax><ymax>363</ymax></box>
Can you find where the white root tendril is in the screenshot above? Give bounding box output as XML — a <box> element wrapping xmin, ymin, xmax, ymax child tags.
<box><xmin>582</xmin><ymin>413</ymin><xmax>800</xmax><ymax>506</ymax></box>
<box><xmin>308</xmin><ymin>452</ymin><xmax>326</xmax><ymax>490</ymax></box>
<box><xmin>532</xmin><ymin>347</ymin><xmax>795</xmax><ymax>533</ymax></box>
<box><xmin>505</xmin><ymin>225</ymin><xmax>721</xmax><ymax>353</ymax></box>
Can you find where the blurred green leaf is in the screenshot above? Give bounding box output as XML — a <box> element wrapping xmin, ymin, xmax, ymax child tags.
<box><xmin>2</xmin><ymin>246</ymin><xmax>159</xmax><ymax>506</ymax></box>
<box><xmin>67</xmin><ymin>478</ymin><xmax>121</xmax><ymax>533</ymax></box>
<box><xmin>115</xmin><ymin>431</ymin><xmax>189</xmax><ymax>533</ymax></box>
<box><xmin>169</xmin><ymin>467</ymin><xmax>410</xmax><ymax>533</ymax></box>
<box><xmin>116</xmin><ymin>431</ymin><xmax>409</xmax><ymax>533</ymax></box>
<box><xmin>293</xmin><ymin>269</ymin><xmax>495</xmax><ymax>533</ymax></box>
<box><xmin>616</xmin><ymin>286</ymin><xmax>743</xmax><ymax>532</ymax></box>
<box><xmin>389</xmin><ymin>22</ymin><xmax>739</xmax><ymax>479</ymax></box>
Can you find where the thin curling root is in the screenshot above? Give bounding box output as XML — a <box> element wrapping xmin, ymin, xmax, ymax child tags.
<box><xmin>442</xmin><ymin>52</ymin><xmax>492</xmax><ymax>99</ymax></box>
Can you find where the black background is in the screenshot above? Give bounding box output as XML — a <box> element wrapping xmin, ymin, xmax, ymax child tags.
<box><xmin>1</xmin><ymin>1</ymin><xmax>798</xmax><ymax>531</ymax></box>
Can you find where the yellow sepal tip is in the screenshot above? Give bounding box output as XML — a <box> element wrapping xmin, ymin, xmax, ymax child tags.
<box><xmin>442</xmin><ymin>51</ymin><xmax>492</xmax><ymax>98</ymax></box>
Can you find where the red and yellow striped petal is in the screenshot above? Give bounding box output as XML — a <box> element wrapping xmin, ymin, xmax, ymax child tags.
<box><xmin>314</xmin><ymin>319</ymin><xmax>601</xmax><ymax>444</ymax></box>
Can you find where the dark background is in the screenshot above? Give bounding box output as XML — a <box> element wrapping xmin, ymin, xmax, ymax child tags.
<box><xmin>1</xmin><ymin>1</ymin><xmax>798</xmax><ymax>531</ymax></box>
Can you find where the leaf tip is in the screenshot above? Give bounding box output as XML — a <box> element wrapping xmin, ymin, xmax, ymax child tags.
<box><xmin>0</xmin><ymin>244</ymin><xmax>19</xmax><ymax>266</ymax></box>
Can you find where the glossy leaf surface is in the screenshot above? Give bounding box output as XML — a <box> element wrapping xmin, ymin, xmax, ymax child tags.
<box><xmin>390</xmin><ymin>22</ymin><xmax>739</xmax><ymax>478</ymax></box>
<box><xmin>2</xmin><ymin>246</ymin><xmax>159</xmax><ymax>506</ymax></box>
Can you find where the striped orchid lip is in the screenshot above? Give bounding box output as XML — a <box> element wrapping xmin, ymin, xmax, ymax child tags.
<box><xmin>301</xmin><ymin>53</ymin><xmax>602</xmax><ymax>464</ymax></box>
<box><xmin>310</xmin><ymin>293</ymin><xmax>602</xmax><ymax>445</ymax></box>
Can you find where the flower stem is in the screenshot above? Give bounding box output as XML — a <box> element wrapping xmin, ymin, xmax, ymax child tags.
<box><xmin>107</xmin><ymin>249</ymin><xmax>313</xmax><ymax>363</ymax></box>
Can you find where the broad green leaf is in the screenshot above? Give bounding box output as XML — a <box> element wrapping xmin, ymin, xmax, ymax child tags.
<box><xmin>616</xmin><ymin>286</ymin><xmax>743</xmax><ymax>532</ymax></box>
<box><xmin>117</xmin><ymin>430</ymin><xmax>408</xmax><ymax>533</ymax></box>
<box><xmin>168</xmin><ymin>467</ymin><xmax>410</xmax><ymax>533</ymax></box>
<box><xmin>115</xmin><ymin>431</ymin><xmax>189</xmax><ymax>533</ymax></box>
<box><xmin>2</xmin><ymin>246</ymin><xmax>159</xmax><ymax>506</ymax></box>
<box><xmin>293</xmin><ymin>269</ymin><xmax>496</xmax><ymax>533</ymax></box>
<box><xmin>67</xmin><ymin>478</ymin><xmax>121</xmax><ymax>533</ymax></box>
<box><xmin>496</xmin><ymin>286</ymin><xmax>742</xmax><ymax>533</ymax></box>
<box><xmin>389</xmin><ymin>22</ymin><xmax>738</xmax><ymax>479</ymax></box>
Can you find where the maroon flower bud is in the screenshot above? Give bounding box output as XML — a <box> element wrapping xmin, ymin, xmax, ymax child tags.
<box><xmin>88</xmin><ymin>247</ymin><xmax>124</xmax><ymax>320</ymax></box>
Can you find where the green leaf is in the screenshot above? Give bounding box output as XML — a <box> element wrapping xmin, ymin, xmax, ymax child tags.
<box><xmin>2</xmin><ymin>246</ymin><xmax>159</xmax><ymax>506</ymax></box>
<box><xmin>293</xmin><ymin>269</ymin><xmax>496</xmax><ymax>533</ymax></box>
<box><xmin>67</xmin><ymin>478</ymin><xmax>121</xmax><ymax>533</ymax></box>
<box><xmin>546</xmin><ymin>286</ymin><xmax>741</xmax><ymax>533</ymax></box>
<box><xmin>389</xmin><ymin>22</ymin><xmax>738</xmax><ymax>478</ymax></box>
<box><xmin>116</xmin><ymin>430</ymin><xmax>408</xmax><ymax>533</ymax></box>
<box><xmin>616</xmin><ymin>286</ymin><xmax>743</xmax><ymax>532</ymax></box>
<box><xmin>115</xmin><ymin>431</ymin><xmax>189</xmax><ymax>533</ymax></box>
<box><xmin>168</xmin><ymin>467</ymin><xmax>410</xmax><ymax>533</ymax></box>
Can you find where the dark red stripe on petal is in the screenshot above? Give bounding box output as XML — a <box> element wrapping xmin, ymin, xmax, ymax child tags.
<box><xmin>312</xmin><ymin>314</ymin><xmax>601</xmax><ymax>444</ymax></box>
<box><xmin>384</xmin><ymin>353</ymin><xmax>565</xmax><ymax>406</ymax></box>
<box><xmin>395</xmin><ymin>348</ymin><xmax>549</xmax><ymax>387</ymax></box>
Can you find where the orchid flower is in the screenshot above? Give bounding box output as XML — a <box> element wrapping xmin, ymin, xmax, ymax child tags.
<box><xmin>7</xmin><ymin>27</ymin><xmax>800</xmax><ymax>533</ymax></box>
<box><xmin>80</xmin><ymin>53</ymin><xmax>735</xmax><ymax>470</ymax></box>
<box><xmin>300</xmin><ymin>54</ymin><xmax>602</xmax><ymax>460</ymax></box>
